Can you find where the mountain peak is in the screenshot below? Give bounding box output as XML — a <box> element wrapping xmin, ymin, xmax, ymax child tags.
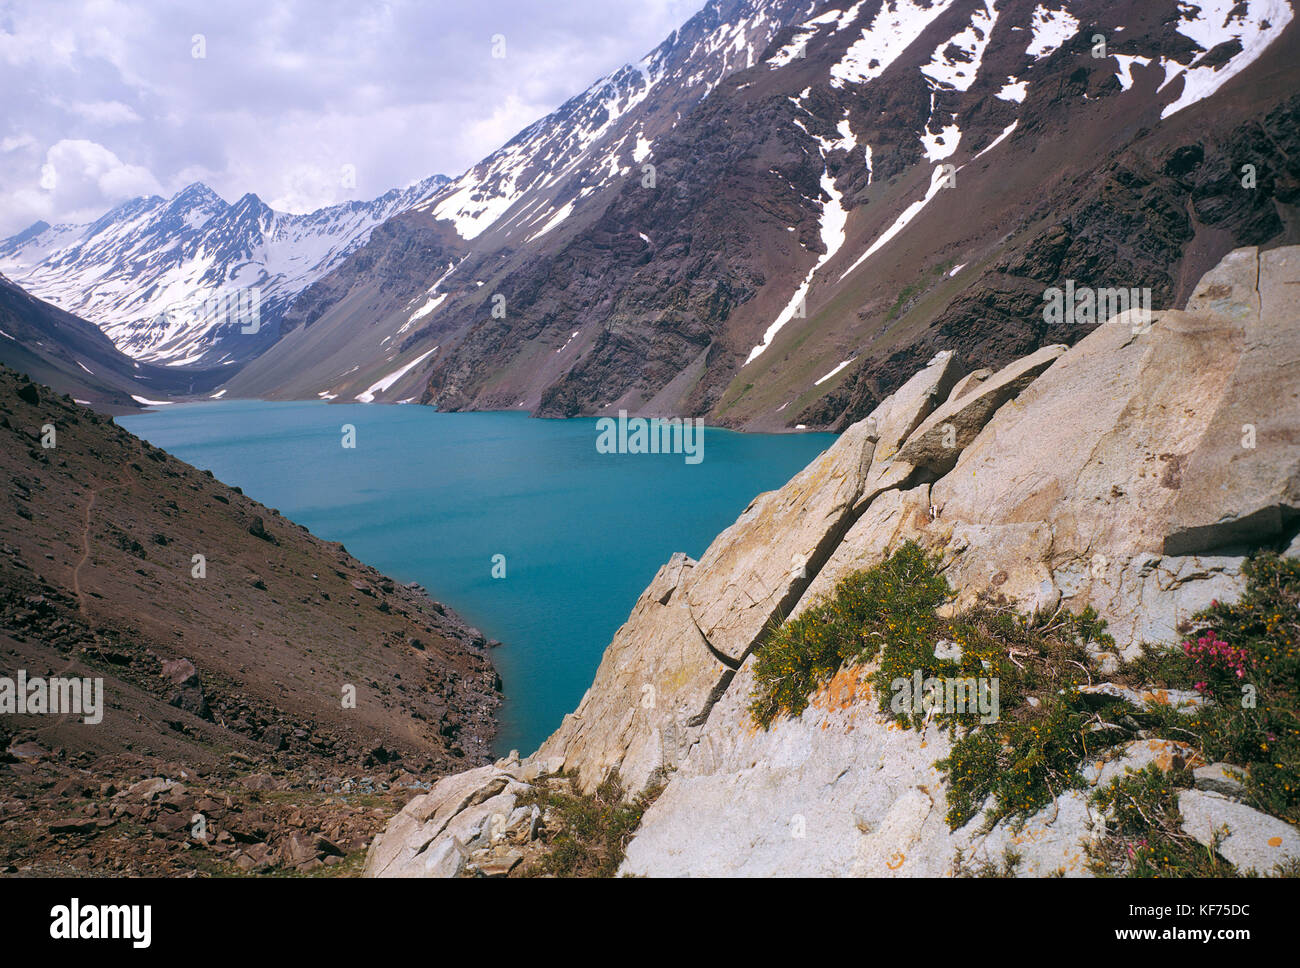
<box><xmin>173</xmin><ymin>181</ymin><xmax>227</xmax><ymax>206</ymax></box>
<box><xmin>8</xmin><ymin>220</ymin><xmax>50</xmax><ymax>244</ymax></box>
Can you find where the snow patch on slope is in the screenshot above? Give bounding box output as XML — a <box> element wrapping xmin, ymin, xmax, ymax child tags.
<box><xmin>1026</xmin><ymin>4</ymin><xmax>1079</xmax><ymax>59</ymax></box>
<box><xmin>354</xmin><ymin>346</ymin><xmax>439</xmax><ymax>403</ymax></box>
<box><xmin>972</xmin><ymin>120</ymin><xmax>1018</xmax><ymax>159</ymax></box>
<box><xmin>746</xmin><ymin>166</ymin><xmax>848</xmax><ymax>366</ymax></box>
<box><xmin>922</xmin><ymin>123</ymin><xmax>962</xmax><ymax>161</ymax></box>
<box><xmin>814</xmin><ymin>357</ymin><xmax>855</xmax><ymax>385</ymax></box>
<box><xmin>996</xmin><ymin>76</ymin><xmax>1027</xmax><ymax>101</ymax></box>
<box><xmin>921</xmin><ymin>0</ymin><xmax>999</xmax><ymax>91</ymax></box>
<box><xmin>527</xmin><ymin>201</ymin><xmax>576</xmax><ymax>242</ymax></box>
<box><xmin>830</xmin><ymin>0</ymin><xmax>958</xmax><ymax>88</ymax></box>
<box><xmin>839</xmin><ymin>163</ymin><xmax>954</xmax><ymax>281</ymax></box>
<box><xmin>1112</xmin><ymin>54</ymin><xmax>1152</xmax><ymax>91</ymax></box>
<box><xmin>405</xmin><ymin>292</ymin><xmax>448</xmax><ymax>326</ymax></box>
<box><xmin>1158</xmin><ymin>0</ymin><xmax>1293</xmax><ymax>119</ymax></box>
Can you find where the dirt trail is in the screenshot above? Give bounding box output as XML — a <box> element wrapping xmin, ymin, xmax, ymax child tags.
<box><xmin>71</xmin><ymin>486</ymin><xmax>97</xmax><ymax>616</ymax></box>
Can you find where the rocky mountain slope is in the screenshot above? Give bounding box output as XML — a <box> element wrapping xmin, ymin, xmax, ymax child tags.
<box><xmin>0</xmin><ymin>274</ymin><xmax>224</xmax><ymax>414</ymax></box>
<box><xmin>0</xmin><ymin>175</ymin><xmax>448</xmax><ymax>369</ymax></box>
<box><xmin>218</xmin><ymin>0</ymin><xmax>814</xmax><ymax>407</ymax></box>
<box><xmin>365</xmin><ymin>244</ymin><xmax>1299</xmax><ymax>877</ymax></box>
<box><xmin>0</xmin><ymin>366</ymin><xmax>500</xmax><ymax>875</ymax></box>
<box><xmin>224</xmin><ymin>0</ymin><xmax>1297</xmax><ymax>432</ymax></box>
<box><xmin>12</xmin><ymin>1</ymin><xmax>1293</xmax><ymax>427</ymax></box>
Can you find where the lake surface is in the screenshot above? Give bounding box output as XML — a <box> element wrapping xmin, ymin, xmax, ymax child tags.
<box><xmin>119</xmin><ymin>400</ymin><xmax>836</xmax><ymax>754</ymax></box>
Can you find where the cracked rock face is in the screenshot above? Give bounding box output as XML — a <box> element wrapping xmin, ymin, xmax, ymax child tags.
<box><xmin>538</xmin><ymin>349</ymin><xmax>963</xmax><ymax>794</ymax></box>
<box><xmin>535</xmin><ymin>553</ymin><xmax>728</xmax><ymax>795</ymax></box>
<box><xmin>903</xmin><ymin>246</ymin><xmax>1299</xmax><ymax>656</ymax></box>
<box><xmin>894</xmin><ymin>344</ymin><xmax>1067</xmax><ymax>477</ymax></box>
<box><xmin>684</xmin><ymin>415</ymin><xmax>879</xmax><ymax>663</ymax></box>
<box><xmin>367</xmin><ymin>246</ymin><xmax>1300</xmax><ymax>877</ymax></box>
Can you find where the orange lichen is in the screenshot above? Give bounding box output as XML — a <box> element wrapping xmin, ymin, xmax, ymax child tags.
<box><xmin>811</xmin><ymin>664</ymin><xmax>872</xmax><ymax>713</ymax></box>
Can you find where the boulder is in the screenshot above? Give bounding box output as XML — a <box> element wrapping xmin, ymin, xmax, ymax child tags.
<box><xmin>685</xmin><ymin>416</ymin><xmax>878</xmax><ymax>662</ymax></box>
<box><xmin>955</xmin><ymin>791</ymin><xmax>1101</xmax><ymax>877</ymax></box>
<box><xmin>475</xmin><ymin>847</ymin><xmax>523</xmax><ymax>877</ymax></box>
<box><xmin>621</xmin><ymin>656</ymin><xmax>965</xmax><ymax>876</ymax></box>
<box><xmin>1083</xmin><ymin>739</ymin><xmax>1203</xmax><ymax>790</ymax></box>
<box><xmin>1179</xmin><ymin>789</ymin><xmax>1300</xmax><ymax>874</ymax></box>
<box><xmin>902</xmin><ymin>247</ymin><xmax>1300</xmax><ymax>653</ymax></box>
<box><xmin>162</xmin><ymin>658</ymin><xmax>210</xmax><ymax>720</ymax></box>
<box><xmin>363</xmin><ymin>765</ymin><xmax>516</xmax><ymax>877</ymax></box>
<box><xmin>125</xmin><ymin>777</ymin><xmax>176</xmax><ymax>800</ymax></box>
<box><xmin>418</xmin><ymin>837</ymin><xmax>468</xmax><ymax>878</ymax></box>
<box><xmin>791</xmin><ymin>485</ymin><xmax>934</xmax><ymax>617</ymax></box>
<box><xmin>1193</xmin><ymin>763</ymin><xmax>1248</xmax><ymax>798</ymax></box>
<box><xmin>1162</xmin><ymin>247</ymin><xmax>1300</xmax><ymax>555</ymax></box>
<box><xmin>1184</xmin><ymin>245</ymin><xmax>1260</xmax><ymax>321</ymax></box>
<box><xmin>894</xmin><ymin>344</ymin><xmax>1067</xmax><ymax>476</ymax></box>
<box><xmin>1075</xmin><ymin>683</ymin><xmax>1209</xmax><ymax>715</ymax></box>
<box><xmin>855</xmin><ymin>350</ymin><xmax>960</xmax><ymax>507</ymax></box>
<box><xmin>946</xmin><ymin>368</ymin><xmax>992</xmax><ymax>403</ymax></box>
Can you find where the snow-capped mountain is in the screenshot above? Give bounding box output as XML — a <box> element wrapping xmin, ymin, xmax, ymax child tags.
<box><xmin>8</xmin><ymin>0</ymin><xmax>1296</xmax><ymax>422</ymax></box>
<box><xmin>221</xmin><ymin>0</ymin><xmax>816</xmax><ymax>402</ymax></box>
<box><xmin>0</xmin><ymin>174</ymin><xmax>448</xmax><ymax>368</ymax></box>
<box><xmin>417</xmin><ymin>0</ymin><xmax>812</xmax><ymax>245</ymax></box>
<box><xmin>223</xmin><ymin>0</ymin><xmax>1299</xmax><ymax>427</ymax></box>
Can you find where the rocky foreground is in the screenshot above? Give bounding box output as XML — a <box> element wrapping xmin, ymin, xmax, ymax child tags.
<box><xmin>367</xmin><ymin>245</ymin><xmax>1299</xmax><ymax>877</ymax></box>
<box><xmin>0</xmin><ymin>368</ymin><xmax>501</xmax><ymax>875</ymax></box>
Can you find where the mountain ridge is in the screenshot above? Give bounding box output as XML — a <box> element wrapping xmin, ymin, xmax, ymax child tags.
<box><xmin>0</xmin><ymin>174</ymin><xmax>450</xmax><ymax>370</ymax></box>
<box><xmin>4</xmin><ymin>0</ymin><xmax>1296</xmax><ymax>430</ymax></box>
<box><xmin>214</xmin><ymin>0</ymin><xmax>1300</xmax><ymax>430</ymax></box>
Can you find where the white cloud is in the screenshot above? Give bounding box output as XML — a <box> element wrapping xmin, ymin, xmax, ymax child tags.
<box><xmin>0</xmin><ymin>139</ymin><xmax>164</xmax><ymax>232</ymax></box>
<box><xmin>45</xmin><ymin>138</ymin><xmax>161</xmax><ymax>197</ymax></box>
<box><xmin>0</xmin><ymin>0</ymin><xmax>709</xmax><ymax>235</ymax></box>
<box><xmin>65</xmin><ymin>100</ymin><xmax>144</xmax><ymax>124</ymax></box>
<box><xmin>267</xmin><ymin>161</ymin><xmax>352</xmax><ymax>213</ymax></box>
<box><xmin>1</xmin><ymin>134</ymin><xmax>38</xmax><ymax>153</ymax></box>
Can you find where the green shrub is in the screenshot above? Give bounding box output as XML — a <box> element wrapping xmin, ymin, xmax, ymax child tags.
<box><xmin>747</xmin><ymin>543</ymin><xmax>1299</xmax><ymax>859</ymax></box>
<box><xmin>516</xmin><ymin>774</ymin><xmax>661</xmax><ymax>878</ymax></box>
<box><xmin>1087</xmin><ymin>766</ymin><xmax>1236</xmax><ymax>877</ymax></box>
<box><xmin>748</xmin><ymin>542</ymin><xmax>948</xmax><ymax>728</ymax></box>
<box><xmin>1118</xmin><ymin>553</ymin><xmax>1300</xmax><ymax>828</ymax></box>
<box><xmin>1184</xmin><ymin>554</ymin><xmax>1299</xmax><ymax>824</ymax></box>
<box><xmin>939</xmin><ymin>693</ymin><xmax>1092</xmax><ymax>829</ymax></box>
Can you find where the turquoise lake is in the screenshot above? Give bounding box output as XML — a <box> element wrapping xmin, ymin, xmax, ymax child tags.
<box><xmin>119</xmin><ymin>400</ymin><xmax>836</xmax><ymax>754</ymax></box>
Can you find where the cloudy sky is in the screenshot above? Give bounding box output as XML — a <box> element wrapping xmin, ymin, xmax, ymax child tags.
<box><xmin>0</xmin><ymin>0</ymin><xmax>707</xmax><ymax>236</ymax></box>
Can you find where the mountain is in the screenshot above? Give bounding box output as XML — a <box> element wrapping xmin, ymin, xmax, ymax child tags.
<box><xmin>0</xmin><ymin>365</ymin><xmax>500</xmax><ymax>874</ymax></box>
<box><xmin>0</xmin><ymin>175</ymin><xmax>448</xmax><ymax>369</ymax></box>
<box><xmin>221</xmin><ymin>0</ymin><xmax>1299</xmax><ymax>429</ymax></box>
<box><xmin>217</xmin><ymin>0</ymin><xmax>816</xmax><ymax>404</ymax></box>
<box><xmin>0</xmin><ymin>272</ymin><xmax>224</xmax><ymax>413</ymax></box>
<box><xmin>365</xmin><ymin>244</ymin><xmax>1300</xmax><ymax>878</ymax></box>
